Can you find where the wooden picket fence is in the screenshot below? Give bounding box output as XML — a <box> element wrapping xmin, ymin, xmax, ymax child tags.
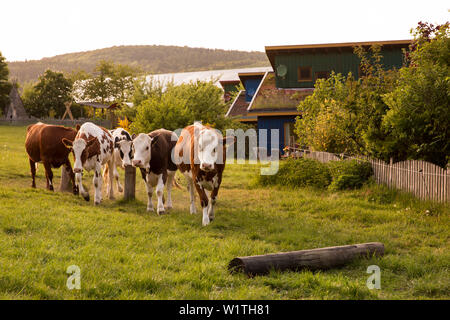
<box><xmin>286</xmin><ymin>148</ymin><xmax>449</xmax><ymax>202</ymax></box>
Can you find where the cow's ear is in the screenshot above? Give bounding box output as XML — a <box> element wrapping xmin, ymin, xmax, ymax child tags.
<box><xmin>150</xmin><ymin>133</ymin><xmax>160</xmax><ymax>146</ymax></box>
<box><xmin>223</xmin><ymin>136</ymin><xmax>236</xmax><ymax>148</ymax></box>
<box><xmin>75</xmin><ymin>124</ymin><xmax>81</xmax><ymax>132</ymax></box>
<box><xmin>86</xmin><ymin>138</ymin><xmax>100</xmax><ymax>157</ymax></box>
<box><xmin>62</xmin><ymin>138</ymin><xmax>73</xmax><ymax>149</ymax></box>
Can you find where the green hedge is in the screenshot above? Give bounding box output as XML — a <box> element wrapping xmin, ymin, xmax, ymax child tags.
<box><xmin>327</xmin><ymin>159</ymin><xmax>373</xmax><ymax>191</ymax></box>
<box><xmin>257</xmin><ymin>158</ymin><xmax>331</xmax><ymax>189</ymax></box>
<box><xmin>256</xmin><ymin>158</ymin><xmax>373</xmax><ymax>191</ymax></box>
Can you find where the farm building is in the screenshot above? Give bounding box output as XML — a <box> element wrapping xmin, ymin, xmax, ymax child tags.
<box><xmin>219</xmin><ymin>79</ymin><xmax>240</xmax><ymax>102</ymax></box>
<box><xmin>146</xmin><ymin>66</ymin><xmax>272</xmax><ymax>89</ymax></box>
<box><xmin>224</xmin><ymin>71</ymin><xmax>268</xmax><ymax>124</ymax></box>
<box><xmin>226</xmin><ymin>40</ymin><xmax>411</xmax><ymax>154</ymax></box>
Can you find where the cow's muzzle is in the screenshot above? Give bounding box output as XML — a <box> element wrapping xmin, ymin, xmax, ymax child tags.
<box><xmin>73</xmin><ymin>168</ymin><xmax>82</xmax><ymax>173</ymax></box>
<box><xmin>200</xmin><ymin>163</ymin><xmax>214</xmax><ymax>171</ymax></box>
<box><xmin>132</xmin><ymin>160</ymin><xmax>142</xmax><ymax>167</ymax></box>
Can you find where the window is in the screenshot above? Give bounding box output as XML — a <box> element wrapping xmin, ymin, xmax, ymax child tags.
<box><xmin>297</xmin><ymin>66</ymin><xmax>312</xmax><ymax>82</ymax></box>
<box><xmin>315</xmin><ymin>71</ymin><xmax>330</xmax><ymax>81</ymax></box>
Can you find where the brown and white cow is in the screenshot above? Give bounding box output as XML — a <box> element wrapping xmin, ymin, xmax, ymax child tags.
<box><xmin>174</xmin><ymin>122</ymin><xmax>235</xmax><ymax>226</ymax></box>
<box><xmin>131</xmin><ymin>129</ymin><xmax>178</xmax><ymax>215</ymax></box>
<box><xmin>61</xmin><ymin>122</ymin><xmax>115</xmax><ymax>204</ymax></box>
<box><xmin>25</xmin><ymin>122</ymin><xmax>79</xmax><ymax>194</ymax></box>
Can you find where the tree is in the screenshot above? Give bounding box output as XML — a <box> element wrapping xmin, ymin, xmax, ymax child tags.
<box><xmin>0</xmin><ymin>52</ymin><xmax>13</xmax><ymax>114</ymax></box>
<box><xmin>110</xmin><ymin>64</ymin><xmax>140</xmax><ymax>102</ymax></box>
<box><xmin>76</xmin><ymin>60</ymin><xmax>139</xmax><ymax>105</ymax></box>
<box><xmin>295</xmin><ymin>45</ymin><xmax>400</xmax><ymax>158</ymax></box>
<box><xmin>22</xmin><ymin>70</ymin><xmax>73</xmax><ymax>118</ymax></box>
<box><xmin>131</xmin><ymin>87</ymin><xmax>190</xmax><ymax>133</ymax></box>
<box><xmin>131</xmin><ymin>80</ymin><xmax>244</xmax><ymax>134</ymax></box>
<box><xmin>81</xmin><ymin>60</ymin><xmax>115</xmax><ymax>104</ymax></box>
<box><xmin>295</xmin><ymin>73</ymin><xmax>362</xmax><ymax>154</ymax></box>
<box><xmin>383</xmin><ymin>22</ymin><xmax>450</xmax><ymax>167</ymax></box>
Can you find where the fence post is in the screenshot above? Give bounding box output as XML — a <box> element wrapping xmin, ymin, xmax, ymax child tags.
<box><xmin>59</xmin><ymin>165</ymin><xmax>73</xmax><ymax>192</ymax></box>
<box><xmin>124</xmin><ymin>165</ymin><xmax>136</xmax><ymax>200</ymax></box>
<box><xmin>389</xmin><ymin>157</ymin><xmax>393</xmax><ymax>187</ymax></box>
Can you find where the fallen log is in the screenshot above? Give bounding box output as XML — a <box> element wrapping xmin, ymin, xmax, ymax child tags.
<box><xmin>228</xmin><ymin>242</ymin><xmax>384</xmax><ymax>276</ymax></box>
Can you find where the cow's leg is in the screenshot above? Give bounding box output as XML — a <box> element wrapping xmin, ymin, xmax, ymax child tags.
<box><xmin>113</xmin><ymin>165</ymin><xmax>123</xmax><ymax>193</ymax></box>
<box><xmin>194</xmin><ymin>183</ymin><xmax>210</xmax><ymax>226</ymax></box>
<box><xmin>64</xmin><ymin>159</ymin><xmax>78</xmax><ymax>195</ymax></box>
<box><xmin>144</xmin><ymin>171</ymin><xmax>156</xmax><ymax>212</ymax></box>
<box><xmin>165</xmin><ymin>170</ymin><xmax>176</xmax><ymax>210</ymax></box>
<box><xmin>102</xmin><ymin>164</ymin><xmax>109</xmax><ymax>192</ymax></box>
<box><xmin>107</xmin><ymin>160</ymin><xmax>115</xmax><ymax>200</ymax></box>
<box><xmin>76</xmin><ymin>172</ymin><xmax>89</xmax><ymax>201</ymax></box>
<box><xmin>93</xmin><ymin>162</ymin><xmax>103</xmax><ymax>205</ymax></box>
<box><xmin>29</xmin><ymin>158</ymin><xmax>36</xmax><ymax>188</ymax></box>
<box><xmin>183</xmin><ymin>172</ymin><xmax>197</xmax><ymax>214</ymax></box>
<box><xmin>155</xmin><ymin>173</ymin><xmax>165</xmax><ymax>215</ymax></box>
<box><xmin>43</xmin><ymin>161</ymin><xmax>54</xmax><ymax>191</ymax></box>
<box><xmin>208</xmin><ymin>187</ymin><xmax>219</xmax><ymax>221</ymax></box>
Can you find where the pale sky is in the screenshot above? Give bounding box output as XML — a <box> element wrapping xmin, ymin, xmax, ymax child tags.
<box><xmin>2</xmin><ymin>0</ymin><xmax>449</xmax><ymax>62</ymax></box>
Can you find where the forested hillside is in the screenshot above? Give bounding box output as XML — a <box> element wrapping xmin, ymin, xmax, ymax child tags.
<box><xmin>7</xmin><ymin>45</ymin><xmax>270</xmax><ymax>83</ymax></box>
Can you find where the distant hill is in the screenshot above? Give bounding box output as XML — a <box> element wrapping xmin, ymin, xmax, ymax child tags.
<box><xmin>7</xmin><ymin>45</ymin><xmax>270</xmax><ymax>84</ymax></box>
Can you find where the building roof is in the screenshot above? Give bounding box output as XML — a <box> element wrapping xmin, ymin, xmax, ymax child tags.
<box><xmin>78</xmin><ymin>101</ymin><xmax>120</xmax><ymax>109</ymax></box>
<box><xmin>225</xmin><ymin>90</ymin><xmax>257</xmax><ymax>122</ymax></box>
<box><xmin>245</xmin><ymin>71</ymin><xmax>314</xmax><ymax>115</ymax></box>
<box><xmin>219</xmin><ymin>80</ymin><xmax>240</xmax><ymax>85</ymax></box>
<box><xmin>265</xmin><ymin>39</ymin><xmax>412</xmax><ymax>69</ymax></box>
<box><xmin>146</xmin><ymin>67</ymin><xmax>272</xmax><ymax>88</ymax></box>
<box><xmin>226</xmin><ymin>91</ymin><xmax>248</xmax><ymax>117</ymax></box>
<box><xmin>4</xmin><ymin>86</ymin><xmax>28</xmax><ymax>120</ymax></box>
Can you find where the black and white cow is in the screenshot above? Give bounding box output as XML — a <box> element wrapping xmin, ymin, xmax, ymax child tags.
<box><xmin>131</xmin><ymin>129</ymin><xmax>178</xmax><ymax>215</ymax></box>
<box><xmin>103</xmin><ymin>128</ymin><xmax>133</xmax><ymax>192</ymax></box>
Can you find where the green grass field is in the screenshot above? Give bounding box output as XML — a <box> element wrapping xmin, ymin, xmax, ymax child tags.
<box><xmin>0</xmin><ymin>125</ymin><xmax>448</xmax><ymax>299</ymax></box>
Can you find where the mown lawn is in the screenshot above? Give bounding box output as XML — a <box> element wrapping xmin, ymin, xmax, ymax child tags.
<box><xmin>0</xmin><ymin>125</ymin><xmax>448</xmax><ymax>299</ymax></box>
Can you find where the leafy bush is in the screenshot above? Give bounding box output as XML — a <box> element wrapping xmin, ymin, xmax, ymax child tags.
<box><xmin>327</xmin><ymin>159</ymin><xmax>373</xmax><ymax>191</ymax></box>
<box><xmin>329</xmin><ymin>174</ymin><xmax>364</xmax><ymax>191</ymax></box>
<box><xmin>255</xmin><ymin>158</ymin><xmax>373</xmax><ymax>191</ymax></box>
<box><xmin>256</xmin><ymin>158</ymin><xmax>332</xmax><ymax>189</ymax></box>
<box><xmin>130</xmin><ymin>80</ymin><xmax>246</xmax><ymax>133</ymax></box>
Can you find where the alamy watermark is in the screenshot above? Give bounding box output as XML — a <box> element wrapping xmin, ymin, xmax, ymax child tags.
<box><xmin>66</xmin><ymin>265</ymin><xmax>81</xmax><ymax>290</ymax></box>
<box><xmin>366</xmin><ymin>265</ymin><xmax>381</xmax><ymax>290</ymax></box>
<box><xmin>170</xmin><ymin>123</ymin><xmax>281</xmax><ymax>175</ymax></box>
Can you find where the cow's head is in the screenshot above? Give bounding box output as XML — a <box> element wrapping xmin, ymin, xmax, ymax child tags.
<box><xmin>196</xmin><ymin>125</ymin><xmax>235</xmax><ymax>172</ymax></box>
<box><xmin>114</xmin><ymin>136</ymin><xmax>133</xmax><ymax>167</ymax></box>
<box><xmin>62</xmin><ymin>136</ymin><xmax>99</xmax><ymax>173</ymax></box>
<box><xmin>131</xmin><ymin>133</ymin><xmax>156</xmax><ymax>168</ymax></box>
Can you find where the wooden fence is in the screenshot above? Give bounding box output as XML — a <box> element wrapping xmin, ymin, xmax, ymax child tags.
<box><xmin>0</xmin><ymin>118</ymin><xmax>112</xmax><ymax>129</ymax></box>
<box><xmin>287</xmin><ymin>148</ymin><xmax>449</xmax><ymax>202</ymax></box>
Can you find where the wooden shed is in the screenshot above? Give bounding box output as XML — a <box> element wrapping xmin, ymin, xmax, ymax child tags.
<box><xmin>4</xmin><ymin>86</ymin><xmax>29</xmax><ymax>120</ymax></box>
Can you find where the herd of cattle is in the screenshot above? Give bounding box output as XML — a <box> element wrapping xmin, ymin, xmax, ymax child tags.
<box><xmin>25</xmin><ymin>122</ymin><xmax>235</xmax><ymax>226</ymax></box>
